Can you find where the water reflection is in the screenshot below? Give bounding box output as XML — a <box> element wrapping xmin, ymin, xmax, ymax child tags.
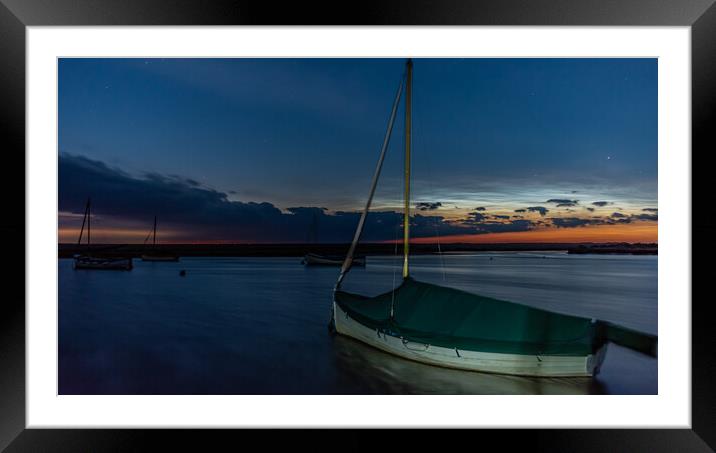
<box><xmin>331</xmin><ymin>335</ymin><xmax>606</xmax><ymax>395</ymax></box>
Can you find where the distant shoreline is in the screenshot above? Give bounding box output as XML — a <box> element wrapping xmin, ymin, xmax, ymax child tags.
<box><xmin>58</xmin><ymin>242</ymin><xmax>657</xmax><ymax>258</ymax></box>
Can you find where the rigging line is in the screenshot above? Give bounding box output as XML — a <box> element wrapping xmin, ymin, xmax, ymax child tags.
<box><xmin>413</xmin><ymin>84</ymin><xmax>447</xmax><ymax>282</ymax></box>
<box><xmin>433</xmin><ymin>213</ymin><xmax>447</xmax><ymax>282</ymax></box>
<box><xmin>335</xmin><ymin>71</ymin><xmax>405</xmax><ymax>290</ymax></box>
<box><xmin>77</xmin><ymin>199</ymin><xmax>89</xmax><ymax>246</ymax></box>
<box><xmin>143</xmin><ymin>229</ymin><xmax>153</xmax><ymax>245</ymax></box>
<box><xmin>87</xmin><ymin>199</ymin><xmax>91</xmax><ymax>245</ymax></box>
<box><xmin>423</xmin><ymin>130</ymin><xmax>447</xmax><ymax>283</ymax></box>
<box><xmin>390</xmin><ymin>221</ymin><xmax>399</xmax><ymax>319</ymax></box>
<box><xmin>402</xmin><ymin>59</ymin><xmax>413</xmax><ymax>279</ymax></box>
<box><xmin>389</xmin><ymin>134</ymin><xmax>404</xmax><ymax>320</ymax></box>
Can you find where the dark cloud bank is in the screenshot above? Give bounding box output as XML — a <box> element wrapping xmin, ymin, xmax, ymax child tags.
<box><xmin>59</xmin><ymin>154</ymin><xmax>657</xmax><ymax>243</ymax></box>
<box><xmin>59</xmin><ymin>154</ymin><xmax>473</xmax><ymax>242</ymax></box>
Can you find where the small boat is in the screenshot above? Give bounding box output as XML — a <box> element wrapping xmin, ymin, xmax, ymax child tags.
<box><xmin>302</xmin><ymin>211</ymin><xmax>365</xmax><ymax>266</ymax></box>
<box><xmin>330</xmin><ymin>59</ymin><xmax>657</xmax><ymax>377</ymax></box>
<box><xmin>74</xmin><ymin>255</ymin><xmax>133</xmax><ymax>271</ymax></box>
<box><xmin>72</xmin><ymin>198</ymin><xmax>133</xmax><ymax>271</ymax></box>
<box><xmin>141</xmin><ymin>216</ymin><xmax>180</xmax><ymax>262</ymax></box>
<box><xmin>303</xmin><ymin>253</ymin><xmax>365</xmax><ymax>266</ymax></box>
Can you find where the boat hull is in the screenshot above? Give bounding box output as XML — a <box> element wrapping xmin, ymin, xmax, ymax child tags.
<box><xmin>73</xmin><ymin>256</ymin><xmax>133</xmax><ymax>271</ymax></box>
<box><xmin>333</xmin><ymin>302</ymin><xmax>606</xmax><ymax>377</ymax></box>
<box><xmin>303</xmin><ymin>254</ymin><xmax>365</xmax><ymax>266</ymax></box>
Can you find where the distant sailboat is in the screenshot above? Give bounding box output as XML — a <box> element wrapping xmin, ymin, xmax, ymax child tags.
<box><xmin>303</xmin><ymin>253</ymin><xmax>365</xmax><ymax>266</ymax></box>
<box><xmin>141</xmin><ymin>216</ymin><xmax>180</xmax><ymax>262</ymax></box>
<box><xmin>330</xmin><ymin>59</ymin><xmax>657</xmax><ymax>377</ymax></box>
<box><xmin>302</xmin><ymin>211</ymin><xmax>366</xmax><ymax>266</ymax></box>
<box><xmin>73</xmin><ymin>198</ymin><xmax>133</xmax><ymax>271</ymax></box>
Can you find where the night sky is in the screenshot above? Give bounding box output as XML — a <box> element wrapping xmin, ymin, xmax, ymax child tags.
<box><xmin>58</xmin><ymin>58</ymin><xmax>657</xmax><ymax>244</ymax></box>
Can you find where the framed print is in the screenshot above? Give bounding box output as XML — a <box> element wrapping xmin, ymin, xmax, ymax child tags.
<box><xmin>1</xmin><ymin>0</ymin><xmax>713</xmax><ymax>450</ymax></box>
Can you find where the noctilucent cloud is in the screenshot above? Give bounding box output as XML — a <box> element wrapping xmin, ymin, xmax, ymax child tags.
<box><xmin>58</xmin><ymin>58</ymin><xmax>657</xmax><ymax>243</ymax></box>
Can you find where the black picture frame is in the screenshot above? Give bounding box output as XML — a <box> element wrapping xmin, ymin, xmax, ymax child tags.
<box><xmin>1</xmin><ymin>0</ymin><xmax>712</xmax><ymax>450</ymax></box>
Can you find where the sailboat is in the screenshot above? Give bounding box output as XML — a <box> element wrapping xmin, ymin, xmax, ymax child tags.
<box><xmin>141</xmin><ymin>216</ymin><xmax>180</xmax><ymax>262</ymax></box>
<box><xmin>330</xmin><ymin>59</ymin><xmax>657</xmax><ymax>377</ymax></box>
<box><xmin>73</xmin><ymin>198</ymin><xmax>133</xmax><ymax>271</ymax></box>
<box><xmin>302</xmin><ymin>211</ymin><xmax>366</xmax><ymax>266</ymax></box>
<box><xmin>303</xmin><ymin>253</ymin><xmax>365</xmax><ymax>266</ymax></box>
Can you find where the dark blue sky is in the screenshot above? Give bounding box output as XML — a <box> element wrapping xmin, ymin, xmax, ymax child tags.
<box><xmin>58</xmin><ymin>58</ymin><xmax>657</xmax><ymax>243</ymax></box>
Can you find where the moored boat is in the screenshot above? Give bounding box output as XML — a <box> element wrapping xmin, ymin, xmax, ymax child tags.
<box><xmin>301</xmin><ymin>210</ymin><xmax>364</xmax><ymax>266</ymax></box>
<box><xmin>72</xmin><ymin>198</ymin><xmax>133</xmax><ymax>271</ymax></box>
<box><xmin>303</xmin><ymin>253</ymin><xmax>365</xmax><ymax>266</ymax></box>
<box><xmin>334</xmin><ymin>276</ymin><xmax>660</xmax><ymax>376</ymax></box>
<box><xmin>330</xmin><ymin>59</ymin><xmax>657</xmax><ymax>377</ymax></box>
<box><xmin>141</xmin><ymin>215</ymin><xmax>180</xmax><ymax>262</ymax></box>
<box><xmin>74</xmin><ymin>255</ymin><xmax>133</xmax><ymax>271</ymax></box>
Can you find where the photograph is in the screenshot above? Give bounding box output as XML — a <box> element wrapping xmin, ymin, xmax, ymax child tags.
<box><xmin>57</xmin><ymin>56</ymin><xmax>658</xmax><ymax>395</ymax></box>
<box><xmin>1</xmin><ymin>0</ymin><xmax>710</xmax><ymax>446</ymax></box>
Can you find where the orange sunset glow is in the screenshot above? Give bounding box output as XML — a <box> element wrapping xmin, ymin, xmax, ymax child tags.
<box><xmin>410</xmin><ymin>222</ymin><xmax>657</xmax><ymax>244</ymax></box>
<box><xmin>59</xmin><ymin>221</ymin><xmax>657</xmax><ymax>245</ymax></box>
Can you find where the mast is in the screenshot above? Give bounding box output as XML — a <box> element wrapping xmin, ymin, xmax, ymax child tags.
<box><xmin>77</xmin><ymin>198</ymin><xmax>90</xmax><ymax>245</ymax></box>
<box><xmin>153</xmin><ymin>216</ymin><xmax>157</xmax><ymax>246</ymax></box>
<box><xmin>87</xmin><ymin>198</ymin><xmax>91</xmax><ymax>245</ymax></box>
<box><xmin>402</xmin><ymin>58</ymin><xmax>412</xmax><ymax>279</ymax></box>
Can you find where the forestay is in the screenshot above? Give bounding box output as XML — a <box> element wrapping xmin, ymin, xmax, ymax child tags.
<box><xmin>335</xmin><ymin>76</ymin><xmax>405</xmax><ymax>290</ymax></box>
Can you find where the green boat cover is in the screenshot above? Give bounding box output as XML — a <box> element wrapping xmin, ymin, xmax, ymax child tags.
<box><xmin>335</xmin><ymin>277</ymin><xmax>657</xmax><ymax>357</ymax></box>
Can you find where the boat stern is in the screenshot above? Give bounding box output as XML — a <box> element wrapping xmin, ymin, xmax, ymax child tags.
<box><xmin>586</xmin><ymin>343</ymin><xmax>609</xmax><ymax>377</ymax></box>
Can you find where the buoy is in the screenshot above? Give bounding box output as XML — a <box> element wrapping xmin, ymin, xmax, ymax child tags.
<box><xmin>179</xmin><ymin>270</ymin><xmax>186</xmax><ymax>276</ymax></box>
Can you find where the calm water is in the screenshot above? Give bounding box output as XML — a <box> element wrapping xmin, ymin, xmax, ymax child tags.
<box><xmin>59</xmin><ymin>252</ymin><xmax>657</xmax><ymax>394</ymax></box>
